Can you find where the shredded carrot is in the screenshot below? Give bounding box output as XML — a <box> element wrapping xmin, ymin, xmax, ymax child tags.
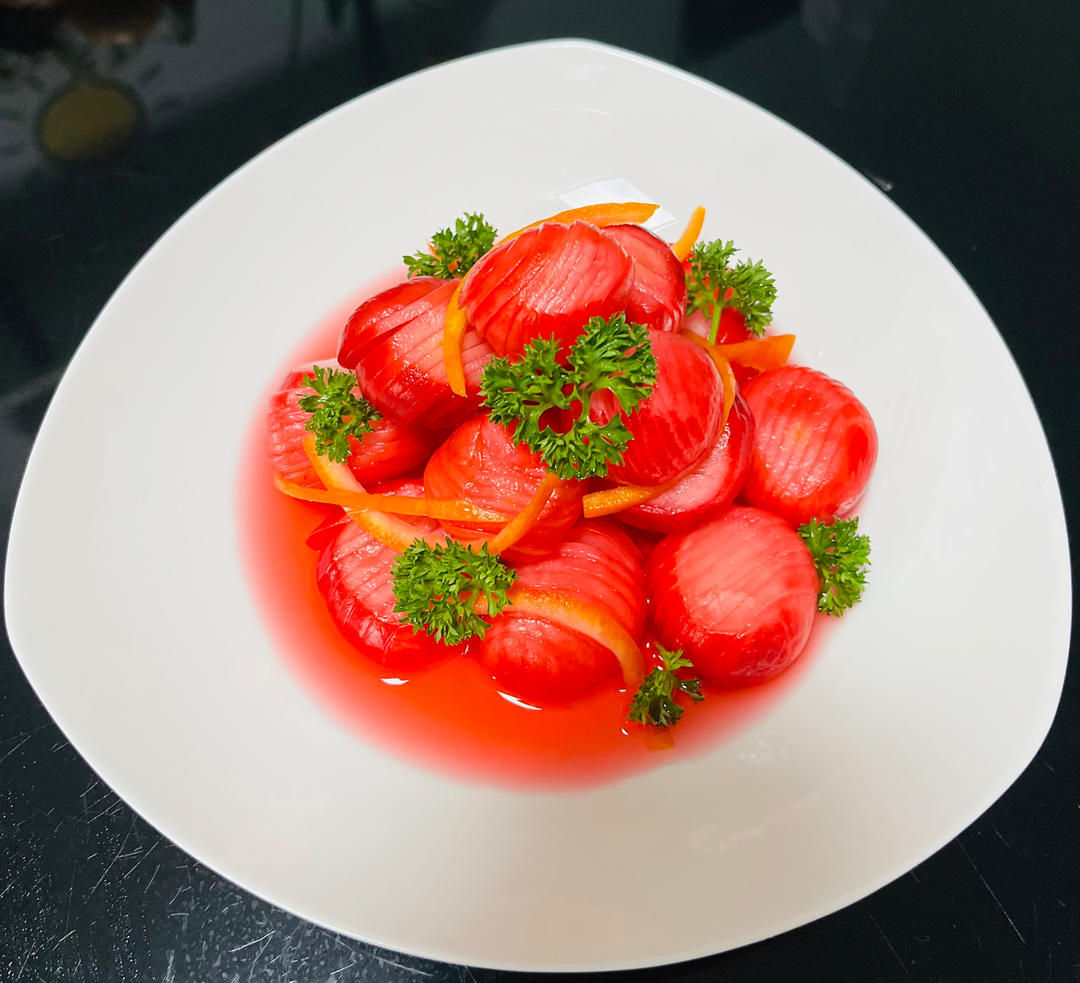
<box><xmin>442</xmin><ymin>281</ymin><xmax>469</xmax><ymax>398</ymax></box>
<box><xmin>711</xmin><ymin>333</ymin><xmax>795</xmax><ymax>372</ymax></box>
<box><xmin>671</xmin><ymin>205</ymin><xmax>706</xmax><ymax>261</ymax></box>
<box><xmin>499</xmin><ymin>201</ymin><xmax>659</xmax><ymax>244</ymax></box>
<box><xmin>480</xmin><ymin>472</ymin><xmax>562</xmax><ymax>555</ymax></box>
<box><xmin>274</xmin><ymin>476</ymin><xmax>506</xmax><ymax>524</ymax></box>
<box><xmin>503</xmin><ymin>585</ymin><xmax>645</xmax><ymax>686</ymax></box>
<box><xmin>582</xmin><ymin>478</ymin><xmax>680</xmax><ymax>519</ymax></box>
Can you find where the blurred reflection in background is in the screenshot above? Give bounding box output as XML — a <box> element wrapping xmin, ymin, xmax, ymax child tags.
<box><xmin>801</xmin><ymin>0</ymin><xmax>892</xmax><ymax>105</ymax></box>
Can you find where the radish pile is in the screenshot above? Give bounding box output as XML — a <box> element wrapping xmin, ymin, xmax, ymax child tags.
<box><xmin>265</xmin><ymin>203</ymin><xmax>877</xmax><ymax>729</ymax></box>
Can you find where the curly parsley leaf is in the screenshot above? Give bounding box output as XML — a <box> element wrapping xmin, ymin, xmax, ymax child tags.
<box><xmin>480</xmin><ymin>313</ymin><xmax>657</xmax><ymax>480</ymax></box>
<box><xmin>627</xmin><ymin>645</ymin><xmax>705</xmax><ymax>728</ymax></box>
<box><xmin>686</xmin><ymin>238</ymin><xmax>777</xmax><ymax>341</ymax></box>
<box><xmin>298</xmin><ymin>365</ymin><xmax>381</xmax><ymax>463</ymax></box>
<box><xmin>391</xmin><ymin>540</ymin><xmax>516</xmax><ymax>646</ymax></box>
<box><xmin>403</xmin><ymin>212</ymin><xmax>497</xmax><ymax>279</ymax></box>
<box><xmin>797</xmin><ymin>517</ymin><xmax>871</xmax><ymax>616</ymax></box>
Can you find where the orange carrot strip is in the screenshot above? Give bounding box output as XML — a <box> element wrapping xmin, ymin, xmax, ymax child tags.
<box><xmin>671</xmin><ymin>205</ymin><xmax>706</xmax><ymax>261</ymax></box>
<box><xmin>503</xmin><ymin>585</ymin><xmax>645</xmax><ymax>687</ymax></box>
<box><xmin>442</xmin><ymin>281</ymin><xmax>469</xmax><ymax>398</ymax></box>
<box><xmin>274</xmin><ymin>476</ymin><xmax>506</xmax><ymax>523</ymax></box>
<box><xmin>481</xmin><ymin>472</ymin><xmax>562</xmax><ymax>555</ymax></box>
<box><xmin>582</xmin><ymin>478</ymin><xmax>681</xmax><ymax>519</ymax></box>
<box><xmin>500</xmin><ymin>201</ymin><xmax>659</xmax><ymax>244</ymax></box>
<box><xmin>711</xmin><ymin>333</ymin><xmax>796</xmax><ymax>372</ymax></box>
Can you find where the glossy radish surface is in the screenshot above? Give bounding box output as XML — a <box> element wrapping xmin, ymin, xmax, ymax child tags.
<box><xmin>266</xmin><ymin>360</ymin><xmax>432</xmax><ymax>487</ymax></box>
<box><xmin>646</xmin><ymin>506</ymin><xmax>819</xmax><ymax>686</ymax></box>
<box><xmin>619</xmin><ymin>394</ymin><xmax>754</xmax><ymax>533</ymax></box>
<box><xmin>740</xmin><ymin>365</ymin><xmax>877</xmax><ymax>525</ymax></box>
<box><xmin>458</xmin><ymin>221</ymin><xmax>633</xmax><ymax>357</ymax></box>
<box><xmin>423</xmin><ymin>414</ymin><xmax>584</xmax><ymax>559</ymax></box>
<box><xmin>591</xmin><ymin>328</ymin><xmax>725</xmax><ymax>486</ymax></box>
<box><xmin>603</xmin><ymin>223</ymin><xmax>686</xmax><ymax>333</ymax></box>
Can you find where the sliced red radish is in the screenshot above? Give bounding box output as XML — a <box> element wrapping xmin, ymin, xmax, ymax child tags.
<box><xmin>740</xmin><ymin>365</ymin><xmax>877</xmax><ymax>525</ymax></box>
<box><xmin>646</xmin><ymin>506</ymin><xmax>819</xmax><ymax>686</ymax></box>
<box><xmin>423</xmin><ymin>414</ymin><xmax>584</xmax><ymax>560</ymax></box>
<box><xmin>590</xmin><ymin>328</ymin><xmax>725</xmax><ymax>486</ymax></box>
<box><xmin>603</xmin><ymin>223</ymin><xmax>686</xmax><ymax>333</ymax></box>
<box><xmin>266</xmin><ymin>359</ymin><xmax>432</xmax><ymax>488</ymax></box>
<box><xmin>458</xmin><ymin>221</ymin><xmax>634</xmax><ymax>357</ymax></box>
<box><xmin>341</xmin><ymin>277</ymin><xmax>493</xmax><ymax>430</ymax></box>
<box><xmin>480</xmin><ymin>521</ymin><xmax>646</xmax><ymax>703</ymax></box>
<box><xmin>316</xmin><ymin>479</ymin><xmax>462</xmax><ymax>671</ymax></box>
<box><xmin>618</xmin><ymin>394</ymin><xmax>754</xmax><ymax>533</ymax></box>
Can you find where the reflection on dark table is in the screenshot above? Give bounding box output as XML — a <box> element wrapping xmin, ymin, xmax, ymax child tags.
<box><xmin>1</xmin><ymin>1</ymin><xmax>1076</xmax><ymax>980</ymax></box>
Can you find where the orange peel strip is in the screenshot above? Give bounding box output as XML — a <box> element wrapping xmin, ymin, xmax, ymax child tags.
<box><xmin>274</xmin><ymin>476</ymin><xmax>506</xmax><ymax>524</ymax></box>
<box><xmin>582</xmin><ymin>478</ymin><xmax>681</xmax><ymax>519</ymax></box>
<box><xmin>442</xmin><ymin>281</ymin><xmax>469</xmax><ymax>398</ymax></box>
<box><xmin>481</xmin><ymin>472</ymin><xmax>563</xmax><ymax>556</ymax></box>
<box><xmin>670</xmin><ymin>205</ymin><xmax>706</xmax><ymax>261</ymax></box>
<box><xmin>499</xmin><ymin>201</ymin><xmax>659</xmax><ymax>244</ymax></box>
<box><xmin>710</xmin><ymin>333</ymin><xmax>796</xmax><ymax>372</ymax></box>
<box><xmin>503</xmin><ymin>585</ymin><xmax>645</xmax><ymax>687</ymax></box>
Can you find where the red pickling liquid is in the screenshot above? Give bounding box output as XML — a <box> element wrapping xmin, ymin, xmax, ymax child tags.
<box><xmin>237</xmin><ymin>279</ymin><xmax>830</xmax><ymax>790</ymax></box>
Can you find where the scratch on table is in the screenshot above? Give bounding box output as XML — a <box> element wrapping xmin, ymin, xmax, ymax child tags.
<box><xmin>144</xmin><ymin>863</ymin><xmax>161</xmax><ymax>894</ymax></box>
<box><xmin>372</xmin><ymin>952</ymin><xmax>435</xmax><ymax>977</ymax></box>
<box><xmin>868</xmin><ymin>912</ymin><xmax>909</xmax><ymax>976</ymax></box>
<box><xmin>0</xmin><ymin>733</ymin><xmax>33</xmax><ymax>766</ymax></box>
<box><xmin>50</xmin><ymin>928</ymin><xmax>76</xmax><ymax>952</ymax></box>
<box><xmin>124</xmin><ymin>838</ymin><xmax>161</xmax><ymax>879</ymax></box>
<box><xmin>958</xmin><ymin>842</ymin><xmax>1026</xmax><ymax>943</ymax></box>
<box><xmin>87</xmin><ymin>825</ymin><xmax>134</xmax><ymax>898</ymax></box>
<box><xmin>229</xmin><ymin>930</ymin><xmax>274</xmax><ymax>954</ymax></box>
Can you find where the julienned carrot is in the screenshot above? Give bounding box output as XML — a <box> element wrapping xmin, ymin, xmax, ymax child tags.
<box><xmin>582</xmin><ymin>478</ymin><xmax>681</xmax><ymax>519</ymax></box>
<box><xmin>274</xmin><ymin>476</ymin><xmax>507</xmax><ymax>524</ymax></box>
<box><xmin>671</xmin><ymin>206</ymin><xmax>706</xmax><ymax>261</ymax></box>
<box><xmin>501</xmin><ymin>585</ymin><xmax>645</xmax><ymax>686</ymax></box>
<box><xmin>711</xmin><ymin>333</ymin><xmax>795</xmax><ymax>371</ymax></box>
<box><xmin>442</xmin><ymin>281</ymin><xmax>468</xmax><ymax>398</ymax></box>
<box><xmin>678</xmin><ymin>331</ymin><xmax>738</xmax><ymax>433</ymax></box>
<box><xmin>500</xmin><ymin>201</ymin><xmax>659</xmax><ymax>244</ymax></box>
<box><xmin>481</xmin><ymin>472</ymin><xmax>562</xmax><ymax>555</ymax></box>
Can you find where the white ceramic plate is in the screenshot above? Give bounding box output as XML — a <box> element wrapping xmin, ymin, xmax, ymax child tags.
<box><xmin>4</xmin><ymin>41</ymin><xmax>1071</xmax><ymax>971</ymax></box>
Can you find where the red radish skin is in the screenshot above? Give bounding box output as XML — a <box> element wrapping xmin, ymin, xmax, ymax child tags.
<box><xmin>647</xmin><ymin>506</ymin><xmax>820</xmax><ymax>686</ymax></box>
<box><xmin>340</xmin><ymin>277</ymin><xmax>494</xmax><ymax>430</ymax></box>
<box><xmin>480</xmin><ymin>521</ymin><xmax>646</xmax><ymax>703</ymax></box>
<box><xmin>316</xmin><ymin>479</ymin><xmax>462</xmax><ymax>672</ymax></box>
<box><xmin>423</xmin><ymin>414</ymin><xmax>584</xmax><ymax>559</ymax></box>
<box><xmin>591</xmin><ymin>328</ymin><xmax>725</xmax><ymax>486</ymax></box>
<box><xmin>603</xmin><ymin>223</ymin><xmax>686</xmax><ymax>333</ymax></box>
<box><xmin>740</xmin><ymin>365</ymin><xmax>877</xmax><ymax>525</ymax></box>
<box><xmin>619</xmin><ymin>394</ymin><xmax>754</xmax><ymax>534</ymax></box>
<box><xmin>266</xmin><ymin>360</ymin><xmax>433</xmax><ymax>488</ymax></box>
<box><xmin>458</xmin><ymin>221</ymin><xmax>634</xmax><ymax>357</ymax></box>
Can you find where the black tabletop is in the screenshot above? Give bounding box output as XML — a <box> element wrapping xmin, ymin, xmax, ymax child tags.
<box><xmin>1</xmin><ymin>2</ymin><xmax>1077</xmax><ymax>981</ymax></box>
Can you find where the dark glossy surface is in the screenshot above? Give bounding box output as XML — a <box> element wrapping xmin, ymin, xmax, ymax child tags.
<box><xmin>1</xmin><ymin>1</ymin><xmax>1077</xmax><ymax>980</ymax></box>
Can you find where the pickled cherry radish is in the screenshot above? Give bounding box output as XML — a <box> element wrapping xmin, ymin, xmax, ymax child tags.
<box><xmin>602</xmin><ymin>223</ymin><xmax>686</xmax><ymax>333</ymax></box>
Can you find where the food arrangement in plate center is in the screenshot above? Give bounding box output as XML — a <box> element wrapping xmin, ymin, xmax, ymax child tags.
<box><xmin>263</xmin><ymin>201</ymin><xmax>876</xmax><ymax>742</ymax></box>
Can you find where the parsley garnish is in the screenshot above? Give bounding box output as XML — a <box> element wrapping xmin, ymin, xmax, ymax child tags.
<box><xmin>480</xmin><ymin>313</ymin><xmax>657</xmax><ymax>480</ymax></box>
<box><xmin>797</xmin><ymin>517</ymin><xmax>871</xmax><ymax>616</ymax></box>
<box><xmin>298</xmin><ymin>365</ymin><xmax>381</xmax><ymax>463</ymax></box>
<box><xmin>391</xmin><ymin>540</ymin><xmax>516</xmax><ymax>645</ymax></box>
<box><xmin>403</xmin><ymin>212</ymin><xmax>497</xmax><ymax>279</ymax></box>
<box><xmin>627</xmin><ymin>645</ymin><xmax>705</xmax><ymax>728</ymax></box>
<box><xmin>686</xmin><ymin>238</ymin><xmax>777</xmax><ymax>341</ymax></box>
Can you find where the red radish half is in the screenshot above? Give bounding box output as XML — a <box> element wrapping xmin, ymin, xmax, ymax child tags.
<box><xmin>316</xmin><ymin>480</ymin><xmax>461</xmax><ymax>671</ymax></box>
<box><xmin>266</xmin><ymin>360</ymin><xmax>432</xmax><ymax>488</ymax></box>
<box><xmin>647</xmin><ymin>506</ymin><xmax>819</xmax><ymax>686</ymax></box>
<box><xmin>423</xmin><ymin>414</ymin><xmax>584</xmax><ymax>559</ymax></box>
<box><xmin>603</xmin><ymin>223</ymin><xmax>686</xmax><ymax>333</ymax></box>
<box><xmin>741</xmin><ymin>365</ymin><xmax>877</xmax><ymax>525</ymax></box>
<box><xmin>591</xmin><ymin>328</ymin><xmax>725</xmax><ymax>486</ymax></box>
<box><xmin>480</xmin><ymin>521</ymin><xmax>645</xmax><ymax>703</ymax></box>
<box><xmin>458</xmin><ymin>221</ymin><xmax>633</xmax><ymax>357</ymax></box>
<box><xmin>340</xmin><ymin>277</ymin><xmax>493</xmax><ymax>430</ymax></box>
<box><xmin>619</xmin><ymin>394</ymin><xmax>754</xmax><ymax>534</ymax></box>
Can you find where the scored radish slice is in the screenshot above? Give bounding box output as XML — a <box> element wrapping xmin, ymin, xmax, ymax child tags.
<box><xmin>602</xmin><ymin>223</ymin><xmax>687</xmax><ymax>333</ymax></box>
<box><xmin>647</xmin><ymin>506</ymin><xmax>819</xmax><ymax>686</ymax></box>
<box><xmin>740</xmin><ymin>365</ymin><xmax>878</xmax><ymax>526</ymax></box>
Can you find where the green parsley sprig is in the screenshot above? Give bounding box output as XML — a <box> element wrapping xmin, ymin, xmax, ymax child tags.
<box><xmin>403</xmin><ymin>212</ymin><xmax>497</xmax><ymax>279</ymax></box>
<box><xmin>391</xmin><ymin>540</ymin><xmax>516</xmax><ymax>646</ymax></box>
<box><xmin>627</xmin><ymin>645</ymin><xmax>705</xmax><ymax>728</ymax></box>
<box><xmin>797</xmin><ymin>517</ymin><xmax>871</xmax><ymax>616</ymax></box>
<box><xmin>298</xmin><ymin>365</ymin><xmax>381</xmax><ymax>463</ymax></box>
<box><xmin>686</xmin><ymin>238</ymin><xmax>777</xmax><ymax>342</ymax></box>
<box><xmin>480</xmin><ymin>313</ymin><xmax>657</xmax><ymax>480</ymax></box>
